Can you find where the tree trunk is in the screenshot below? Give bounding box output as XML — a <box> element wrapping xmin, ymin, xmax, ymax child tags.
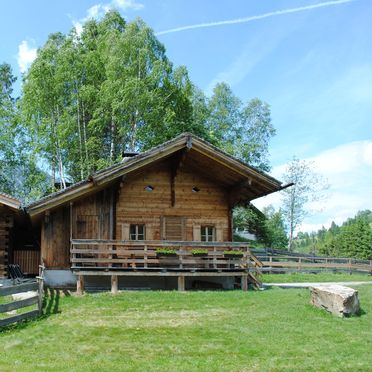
<box><xmin>110</xmin><ymin>116</ymin><xmax>115</xmax><ymax>162</ymax></box>
<box><xmin>76</xmin><ymin>93</ymin><xmax>84</xmax><ymax>180</ymax></box>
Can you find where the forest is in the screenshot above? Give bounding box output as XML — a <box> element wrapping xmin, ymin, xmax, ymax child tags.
<box><xmin>0</xmin><ymin>11</ymin><xmax>371</xmax><ymax>260</ymax></box>
<box><xmin>293</xmin><ymin>210</ymin><xmax>372</xmax><ymax>259</ymax></box>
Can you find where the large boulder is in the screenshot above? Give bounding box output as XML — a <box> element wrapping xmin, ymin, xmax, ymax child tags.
<box><xmin>310</xmin><ymin>285</ymin><xmax>360</xmax><ymax>317</ymax></box>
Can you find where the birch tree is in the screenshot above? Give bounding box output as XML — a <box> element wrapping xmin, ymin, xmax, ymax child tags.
<box><xmin>281</xmin><ymin>157</ymin><xmax>328</xmax><ymax>251</ymax></box>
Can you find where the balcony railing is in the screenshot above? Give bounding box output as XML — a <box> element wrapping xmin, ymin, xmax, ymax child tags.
<box><xmin>70</xmin><ymin>240</ymin><xmax>262</xmax><ymax>274</ymax></box>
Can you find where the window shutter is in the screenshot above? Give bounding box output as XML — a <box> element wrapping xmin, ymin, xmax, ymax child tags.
<box><xmin>162</xmin><ymin>217</ymin><xmax>185</xmax><ymax>240</ymax></box>
<box><xmin>216</xmin><ymin>226</ymin><xmax>223</xmax><ymax>242</ymax></box>
<box><xmin>122</xmin><ymin>223</ymin><xmax>130</xmax><ymax>240</ymax></box>
<box><xmin>193</xmin><ymin>224</ymin><xmax>201</xmax><ymax>241</ymax></box>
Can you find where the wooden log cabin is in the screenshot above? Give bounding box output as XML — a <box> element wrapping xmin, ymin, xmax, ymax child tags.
<box><xmin>0</xmin><ymin>193</ymin><xmax>40</xmax><ymax>279</ymax></box>
<box><xmin>6</xmin><ymin>133</ymin><xmax>285</xmax><ymax>291</ymax></box>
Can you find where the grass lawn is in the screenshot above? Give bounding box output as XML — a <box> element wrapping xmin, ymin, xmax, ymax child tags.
<box><xmin>1</xmin><ymin>287</ymin><xmax>372</xmax><ymax>371</ymax></box>
<box><xmin>262</xmin><ymin>272</ymin><xmax>372</xmax><ymax>283</ymax></box>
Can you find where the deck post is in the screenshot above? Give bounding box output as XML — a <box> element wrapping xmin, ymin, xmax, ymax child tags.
<box><xmin>76</xmin><ymin>275</ymin><xmax>84</xmax><ymax>295</ymax></box>
<box><xmin>241</xmin><ymin>274</ymin><xmax>248</xmax><ymax>291</ymax></box>
<box><xmin>178</xmin><ymin>276</ymin><xmax>185</xmax><ymax>291</ymax></box>
<box><xmin>111</xmin><ymin>275</ymin><xmax>118</xmax><ymax>294</ymax></box>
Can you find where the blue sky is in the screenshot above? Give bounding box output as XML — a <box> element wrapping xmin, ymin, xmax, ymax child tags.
<box><xmin>1</xmin><ymin>0</ymin><xmax>371</xmax><ymax>232</ymax></box>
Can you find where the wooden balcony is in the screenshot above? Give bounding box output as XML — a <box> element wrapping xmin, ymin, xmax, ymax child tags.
<box><xmin>70</xmin><ymin>240</ymin><xmax>262</xmax><ymax>292</ymax></box>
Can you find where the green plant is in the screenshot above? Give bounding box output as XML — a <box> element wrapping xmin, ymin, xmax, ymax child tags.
<box><xmin>191</xmin><ymin>249</ymin><xmax>208</xmax><ymax>256</ymax></box>
<box><xmin>224</xmin><ymin>250</ymin><xmax>244</xmax><ymax>258</ymax></box>
<box><xmin>156</xmin><ymin>248</ymin><xmax>177</xmax><ymax>256</ymax></box>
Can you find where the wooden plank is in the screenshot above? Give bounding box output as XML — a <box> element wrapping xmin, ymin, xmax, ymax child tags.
<box><xmin>0</xmin><ymin>309</ymin><xmax>40</xmax><ymax>328</ymax></box>
<box><xmin>111</xmin><ymin>275</ymin><xmax>118</xmax><ymax>294</ymax></box>
<box><xmin>72</xmin><ymin>270</ymin><xmax>249</xmax><ymax>277</ymax></box>
<box><xmin>178</xmin><ymin>276</ymin><xmax>185</xmax><ymax>291</ymax></box>
<box><xmin>0</xmin><ymin>282</ymin><xmax>38</xmax><ymax>297</ymax></box>
<box><xmin>241</xmin><ymin>274</ymin><xmax>248</xmax><ymax>291</ymax></box>
<box><xmin>76</xmin><ymin>275</ymin><xmax>84</xmax><ymax>295</ymax></box>
<box><xmin>0</xmin><ymin>295</ymin><xmax>39</xmax><ymax>313</ymax></box>
<box><xmin>71</xmin><ymin>239</ymin><xmax>248</xmax><ymax>248</ymax></box>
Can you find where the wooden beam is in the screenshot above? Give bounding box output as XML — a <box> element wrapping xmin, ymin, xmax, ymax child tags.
<box><xmin>76</xmin><ymin>275</ymin><xmax>84</xmax><ymax>295</ymax></box>
<box><xmin>241</xmin><ymin>274</ymin><xmax>248</xmax><ymax>291</ymax></box>
<box><xmin>186</xmin><ymin>135</ymin><xmax>193</xmax><ymax>150</ymax></box>
<box><xmin>170</xmin><ymin>150</ymin><xmax>188</xmax><ymax>207</ymax></box>
<box><xmin>111</xmin><ymin>275</ymin><xmax>118</xmax><ymax>294</ymax></box>
<box><xmin>178</xmin><ymin>276</ymin><xmax>185</xmax><ymax>291</ymax></box>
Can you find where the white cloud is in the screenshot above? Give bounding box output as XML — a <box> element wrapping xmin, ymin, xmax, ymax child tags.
<box><xmin>87</xmin><ymin>4</ymin><xmax>102</xmax><ymax>19</ymax></box>
<box><xmin>113</xmin><ymin>0</ymin><xmax>144</xmax><ymax>11</ymax></box>
<box><xmin>72</xmin><ymin>0</ymin><xmax>144</xmax><ymax>35</ymax></box>
<box><xmin>253</xmin><ymin>140</ymin><xmax>372</xmax><ymax>233</ymax></box>
<box><xmin>17</xmin><ymin>40</ymin><xmax>37</xmax><ymax>73</ymax></box>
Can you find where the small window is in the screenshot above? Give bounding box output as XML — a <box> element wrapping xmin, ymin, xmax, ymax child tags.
<box><xmin>144</xmin><ymin>185</ymin><xmax>154</xmax><ymax>192</ymax></box>
<box><xmin>130</xmin><ymin>224</ymin><xmax>145</xmax><ymax>240</ymax></box>
<box><xmin>201</xmin><ymin>225</ymin><xmax>215</xmax><ymax>242</ymax></box>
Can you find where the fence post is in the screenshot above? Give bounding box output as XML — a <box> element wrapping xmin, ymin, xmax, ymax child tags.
<box><xmin>349</xmin><ymin>259</ymin><xmax>352</xmax><ymax>275</ymax></box>
<box><xmin>37</xmin><ymin>262</ymin><xmax>45</xmax><ymax>315</ymax></box>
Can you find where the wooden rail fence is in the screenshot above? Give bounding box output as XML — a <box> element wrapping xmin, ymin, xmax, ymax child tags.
<box><xmin>0</xmin><ymin>265</ymin><xmax>44</xmax><ymax>328</ymax></box>
<box><xmin>258</xmin><ymin>255</ymin><xmax>372</xmax><ymax>274</ymax></box>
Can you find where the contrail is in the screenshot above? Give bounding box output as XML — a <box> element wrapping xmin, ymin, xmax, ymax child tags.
<box><xmin>156</xmin><ymin>0</ymin><xmax>354</xmax><ymax>36</ymax></box>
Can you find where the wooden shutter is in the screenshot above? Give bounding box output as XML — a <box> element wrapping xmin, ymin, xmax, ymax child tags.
<box><xmin>216</xmin><ymin>225</ymin><xmax>223</xmax><ymax>242</ymax></box>
<box><xmin>162</xmin><ymin>217</ymin><xmax>185</xmax><ymax>240</ymax></box>
<box><xmin>121</xmin><ymin>223</ymin><xmax>130</xmax><ymax>240</ymax></box>
<box><xmin>193</xmin><ymin>224</ymin><xmax>201</xmax><ymax>241</ymax></box>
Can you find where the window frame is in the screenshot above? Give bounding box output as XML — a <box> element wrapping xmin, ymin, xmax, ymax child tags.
<box><xmin>129</xmin><ymin>224</ymin><xmax>146</xmax><ymax>241</ymax></box>
<box><xmin>201</xmin><ymin>225</ymin><xmax>215</xmax><ymax>242</ymax></box>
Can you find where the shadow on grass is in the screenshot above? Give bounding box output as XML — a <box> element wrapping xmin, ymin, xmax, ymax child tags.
<box><xmin>43</xmin><ymin>287</ymin><xmax>63</xmax><ymax>316</ymax></box>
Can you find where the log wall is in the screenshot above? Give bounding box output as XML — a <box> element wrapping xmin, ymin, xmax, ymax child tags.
<box><xmin>0</xmin><ymin>206</ymin><xmax>14</xmax><ymax>277</ymax></box>
<box><xmin>41</xmin><ymin>206</ymin><xmax>70</xmax><ymax>268</ymax></box>
<box><xmin>41</xmin><ymin>189</ymin><xmax>114</xmax><ymax>268</ymax></box>
<box><xmin>116</xmin><ymin>161</ymin><xmax>230</xmax><ymax>242</ymax></box>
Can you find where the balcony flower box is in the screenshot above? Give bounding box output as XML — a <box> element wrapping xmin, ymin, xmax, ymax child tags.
<box><xmin>156</xmin><ymin>248</ymin><xmax>177</xmax><ymax>258</ymax></box>
<box><xmin>191</xmin><ymin>249</ymin><xmax>208</xmax><ymax>257</ymax></box>
<box><xmin>224</xmin><ymin>250</ymin><xmax>244</xmax><ymax>259</ymax></box>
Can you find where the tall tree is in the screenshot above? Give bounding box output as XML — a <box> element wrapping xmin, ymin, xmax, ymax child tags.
<box><xmin>281</xmin><ymin>157</ymin><xmax>328</xmax><ymax>251</ymax></box>
<box><xmin>0</xmin><ymin>63</ymin><xmax>49</xmax><ymax>201</ymax></box>
<box><xmin>0</xmin><ymin>63</ymin><xmax>17</xmax><ymax>193</ymax></box>
<box><xmin>21</xmin><ymin>11</ymin><xmax>204</xmax><ymax>184</ymax></box>
<box><xmin>262</xmin><ymin>206</ymin><xmax>288</xmax><ymax>249</ymax></box>
<box><xmin>207</xmin><ymin>83</ymin><xmax>276</xmax><ymax>171</ymax></box>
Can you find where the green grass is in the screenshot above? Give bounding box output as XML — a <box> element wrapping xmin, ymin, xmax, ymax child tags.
<box><xmin>1</xmin><ymin>286</ymin><xmax>372</xmax><ymax>371</ymax></box>
<box><xmin>262</xmin><ymin>272</ymin><xmax>372</xmax><ymax>283</ymax></box>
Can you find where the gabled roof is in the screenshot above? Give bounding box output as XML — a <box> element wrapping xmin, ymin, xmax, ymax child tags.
<box><xmin>26</xmin><ymin>133</ymin><xmax>284</xmax><ymax>217</ymax></box>
<box><xmin>0</xmin><ymin>192</ymin><xmax>21</xmax><ymax>211</ymax></box>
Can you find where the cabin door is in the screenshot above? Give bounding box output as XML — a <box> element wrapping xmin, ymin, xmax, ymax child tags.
<box><xmin>161</xmin><ymin>216</ymin><xmax>185</xmax><ymax>241</ymax></box>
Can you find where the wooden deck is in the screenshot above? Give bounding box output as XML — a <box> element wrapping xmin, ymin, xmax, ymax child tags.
<box><xmin>70</xmin><ymin>240</ymin><xmax>262</xmax><ymax>292</ymax></box>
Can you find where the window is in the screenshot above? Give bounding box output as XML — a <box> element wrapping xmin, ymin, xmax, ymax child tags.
<box><xmin>201</xmin><ymin>225</ymin><xmax>215</xmax><ymax>242</ymax></box>
<box><xmin>130</xmin><ymin>224</ymin><xmax>145</xmax><ymax>240</ymax></box>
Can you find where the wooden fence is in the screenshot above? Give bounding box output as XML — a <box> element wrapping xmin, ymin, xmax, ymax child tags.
<box><xmin>257</xmin><ymin>254</ymin><xmax>372</xmax><ymax>274</ymax></box>
<box><xmin>0</xmin><ymin>266</ymin><xmax>44</xmax><ymax>328</ymax></box>
<box><xmin>70</xmin><ymin>239</ymin><xmax>262</xmax><ymax>273</ymax></box>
